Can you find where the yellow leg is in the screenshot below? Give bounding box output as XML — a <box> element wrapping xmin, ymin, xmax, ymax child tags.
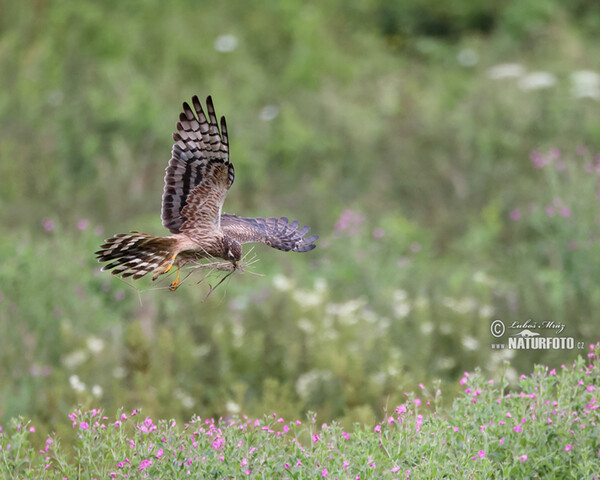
<box><xmin>163</xmin><ymin>253</ymin><xmax>178</xmax><ymax>274</ymax></box>
<box><xmin>169</xmin><ymin>267</ymin><xmax>181</xmax><ymax>291</ymax></box>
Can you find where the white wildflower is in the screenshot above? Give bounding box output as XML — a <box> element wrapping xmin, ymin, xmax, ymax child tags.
<box><xmin>92</xmin><ymin>385</ymin><xmax>103</xmax><ymax>398</ymax></box>
<box><xmin>226</xmin><ymin>400</ymin><xmax>240</xmax><ymax>414</ymax></box>
<box><xmin>436</xmin><ymin>356</ymin><xmax>456</xmax><ymax>370</ymax></box>
<box><xmin>259</xmin><ymin>105</ymin><xmax>279</xmax><ymax>121</ymax></box>
<box><xmin>214</xmin><ymin>34</ymin><xmax>238</xmax><ymax>52</ymax></box>
<box><xmin>378</xmin><ymin>317</ymin><xmax>390</xmax><ymax>330</ymax></box>
<box><xmin>362</xmin><ymin>309</ymin><xmax>380</xmax><ymax>325</ymax></box>
<box><xmin>295</xmin><ymin>370</ymin><xmax>332</xmax><ymax>400</ymax></box>
<box><xmin>473</xmin><ymin>270</ymin><xmax>496</xmax><ymax>286</ymax></box>
<box><xmin>314</xmin><ymin>278</ymin><xmax>328</xmax><ymax>294</ymax></box>
<box><xmin>86</xmin><ymin>336</ymin><xmax>104</xmax><ymax>355</ymax></box>
<box><xmin>232</xmin><ymin>322</ymin><xmax>244</xmax><ymax>348</ymax></box>
<box><xmin>462</xmin><ymin>335</ymin><xmax>480</xmax><ymax>351</ymax></box>
<box><xmin>570</xmin><ymin>70</ymin><xmax>600</xmax><ymax>99</ymax></box>
<box><xmin>420</xmin><ymin>321</ymin><xmax>434</xmax><ymax>334</ymax></box>
<box><xmin>228</xmin><ymin>296</ymin><xmax>249</xmax><ymax>311</ymax></box>
<box><xmin>486</xmin><ymin>63</ymin><xmax>525</xmax><ymax>80</ymax></box>
<box><xmin>174</xmin><ymin>389</ymin><xmax>195</xmax><ymax>409</ymax></box>
<box><xmin>457</xmin><ymin>48</ymin><xmax>478</xmax><ymax>67</ymax></box>
<box><xmin>297</xmin><ymin>318</ymin><xmax>314</xmax><ymax>334</ymax></box>
<box><xmin>69</xmin><ymin>375</ymin><xmax>85</xmax><ymax>393</ymax></box>
<box><xmin>273</xmin><ymin>274</ymin><xmax>294</xmax><ymax>292</ymax></box>
<box><xmin>479</xmin><ymin>304</ymin><xmax>494</xmax><ymax>317</ymax></box>
<box><xmin>193</xmin><ymin>344</ymin><xmax>211</xmax><ymax>358</ymax></box>
<box><xmin>325</xmin><ymin>299</ymin><xmax>361</xmax><ymax>317</ymax></box>
<box><xmin>443</xmin><ymin>297</ymin><xmax>478</xmax><ymax>314</ymax></box>
<box><xmin>181</xmin><ymin>395</ymin><xmax>195</xmax><ymax>409</ymax></box>
<box><xmin>393</xmin><ymin>289</ymin><xmax>411</xmax><ymax>318</ymax></box>
<box><xmin>292</xmin><ymin>289</ymin><xmax>322</xmax><ymax>308</ymax></box>
<box><xmin>518</xmin><ymin>72</ymin><xmax>557</xmax><ymax>91</ymax></box>
<box><xmin>62</xmin><ymin>350</ymin><xmax>88</xmax><ymax>369</ymax></box>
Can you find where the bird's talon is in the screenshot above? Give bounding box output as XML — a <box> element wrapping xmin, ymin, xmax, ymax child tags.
<box><xmin>169</xmin><ymin>265</ymin><xmax>181</xmax><ymax>291</ymax></box>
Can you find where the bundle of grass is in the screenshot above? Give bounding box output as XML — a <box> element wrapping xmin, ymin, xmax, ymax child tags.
<box><xmin>170</xmin><ymin>248</ymin><xmax>262</xmax><ymax>299</ymax></box>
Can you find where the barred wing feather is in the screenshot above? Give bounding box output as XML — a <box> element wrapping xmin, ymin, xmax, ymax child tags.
<box><xmin>161</xmin><ymin>95</ymin><xmax>234</xmax><ymax>234</ymax></box>
<box><xmin>220</xmin><ymin>214</ymin><xmax>318</xmax><ymax>252</ymax></box>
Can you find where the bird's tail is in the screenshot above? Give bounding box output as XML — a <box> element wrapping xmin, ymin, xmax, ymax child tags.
<box><xmin>95</xmin><ymin>232</ymin><xmax>178</xmax><ymax>280</ymax></box>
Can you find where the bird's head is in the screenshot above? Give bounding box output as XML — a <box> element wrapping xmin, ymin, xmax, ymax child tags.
<box><xmin>224</xmin><ymin>237</ymin><xmax>242</xmax><ymax>267</ymax></box>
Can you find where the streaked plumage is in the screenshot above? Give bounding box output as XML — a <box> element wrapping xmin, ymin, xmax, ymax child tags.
<box><xmin>96</xmin><ymin>95</ymin><xmax>318</xmax><ymax>290</ymax></box>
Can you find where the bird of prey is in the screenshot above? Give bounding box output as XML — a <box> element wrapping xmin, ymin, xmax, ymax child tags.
<box><xmin>96</xmin><ymin>95</ymin><xmax>318</xmax><ymax>290</ymax></box>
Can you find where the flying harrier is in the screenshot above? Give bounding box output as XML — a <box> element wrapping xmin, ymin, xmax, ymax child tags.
<box><xmin>96</xmin><ymin>95</ymin><xmax>318</xmax><ymax>290</ymax></box>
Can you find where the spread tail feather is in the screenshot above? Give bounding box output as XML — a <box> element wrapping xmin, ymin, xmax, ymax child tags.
<box><xmin>95</xmin><ymin>232</ymin><xmax>177</xmax><ymax>280</ymax></box>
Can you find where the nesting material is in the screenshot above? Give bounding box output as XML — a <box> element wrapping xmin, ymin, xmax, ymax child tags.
<box><xmin>182</xmin><ymin>249</ymin><xmax>259</xmax><ymax>274</ymax></box>
<box><xmin>174</xmin><ymin>251</ymin><xmax>260</xmax><ymax>299</ymax></box>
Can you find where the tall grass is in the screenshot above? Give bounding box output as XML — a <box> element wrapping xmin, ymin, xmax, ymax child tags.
<box><xmin>1</xmin><ymin>0</ymin><xmax>600</xmax><ymax>447</ymax></box>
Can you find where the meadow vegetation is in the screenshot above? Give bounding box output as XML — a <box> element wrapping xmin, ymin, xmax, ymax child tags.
<box><xmin>1</xmin><ymin>0</ymin><xmax>600</xmax><ymax>467</ymax></box>
<box><xmin>2</xmin><ymin>347</ymin><xmax>600</xmax><ymax>478</ymax></box>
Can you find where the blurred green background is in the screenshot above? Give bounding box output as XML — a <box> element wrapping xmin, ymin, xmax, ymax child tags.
<box><xmin>2</xmin><ymin>0</ymin><xmax>600</xmax><ymax>441</ymax></box>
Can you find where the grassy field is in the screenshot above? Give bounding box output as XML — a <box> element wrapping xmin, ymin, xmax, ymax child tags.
<box><xmin>3</xmin><ymin>347</ymin><xmax>600</xmax><ymax>478</ymax></box>
<box><xmin>1</xmin><ymin>0</ymin><xmax>600</xmax><ymax>464</ymax></box>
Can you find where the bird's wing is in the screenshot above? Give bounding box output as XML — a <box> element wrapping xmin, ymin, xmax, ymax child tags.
<box><xmin>220</xmin><ymin>214</ymin><xmax>318</xmax><ymax>252</ymax></box>
<box><xmin>161</xmin><ymin>95</ymin><xmax>234</xmax><ymax>233</ymax></box>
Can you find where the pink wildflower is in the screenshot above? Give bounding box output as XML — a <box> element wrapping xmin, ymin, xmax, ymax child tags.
<box><xmin>396</xmin><ymin>405</ymin><xmax>407</xmax><ymax>415</ymax></box>
<box><xmin>42</xmin><ymin>218</ymin><xmax>55</xmax><ymax>233</ymax></box>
